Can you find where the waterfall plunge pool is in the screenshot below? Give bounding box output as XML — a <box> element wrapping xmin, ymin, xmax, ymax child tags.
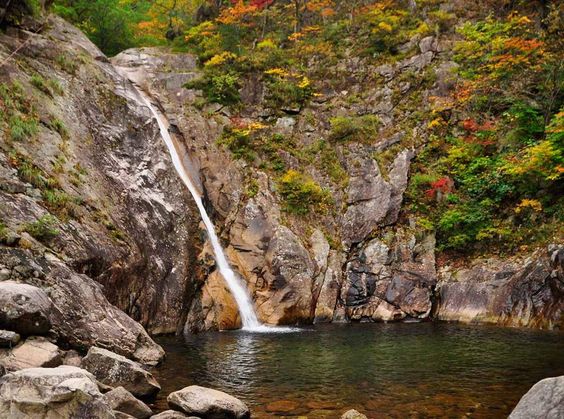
<box><xmin>153</xmin><ymin>322</ymin><xmax>564</xmax><ymax>418</ymax></box>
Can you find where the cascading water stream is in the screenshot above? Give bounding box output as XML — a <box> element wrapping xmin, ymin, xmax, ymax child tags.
<box><xmin>145</xmin><ymin>99</ymin><xmax>265</xmax><ymax>331</ymax></box>
<box><xmin>117</xmin><ymin>67</ymin><xmax>268</xmax><ymax>331</ymax></box>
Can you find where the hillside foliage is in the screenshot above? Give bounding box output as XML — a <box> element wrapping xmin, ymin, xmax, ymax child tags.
<box><xmin>48</xmin><ymin>0</ymin><xmax>564</xmax><ymax>254</ymax></box>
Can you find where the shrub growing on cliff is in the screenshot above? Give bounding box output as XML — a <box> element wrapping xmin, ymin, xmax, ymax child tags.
<box><xmin>218</xmin><ymin>126</ymin><xmax>256</xmax><ymax>161</ymax></box>
<box><xmin>263</xmin><ymin>69</ymin><xmax>314</xmax><ymax>112</ymax></box>
<box><xmin>55</xmin><ymin>54</ymin><xmax>79</xmax><ymax>75</ymax></box>
<box><xmin>277</xmin><ymin>170</ymin><xmax>332</xmax><ymax>215</ymax></box>
<box><xmin>186</xmin><ymin>72</ymin><xmax>241</xmax><ymax>105</ymax></box>
<box><xmin>49</xmin><ymin>118</ymin><xmax>69</xmax><ymax>140</ymax></box>
<box><xmin>0</xmin><ymin>221</ymin><xmax>7</xmax><ymax>242</ymax></box>
<box><xmin>329</xmin><ymin>115</ymin><xmax>380</xmax><ymax>143</ymax></box>
<box><xmin>30</xmin><ymin>75</ymin><xmax>51</xmax><ymax>95</ymax></box>
<box><xmin>22</xmin><ymin>215</ymin><xmax>59</xmax><ymax>242</ymax></box>
<box><xmin>9</xmin><ymin>115</ymin><xmax>38</xmax><ymax>142</ymax></box>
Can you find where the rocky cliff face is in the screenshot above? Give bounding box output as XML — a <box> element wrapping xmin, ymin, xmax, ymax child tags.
<box><xmin>0</xmin><ymin>10</ymin><xmax>204</xmax><ymax>360</ymax></box>
<box><xmin>111</xmin><ymin>41</ymin><xmax>562</xmax><ymax>332</ymax></box>
<box><xmin>0</xmin><ymin>5</ymin><xmax>561</xmax><ymax>348</ymax></box>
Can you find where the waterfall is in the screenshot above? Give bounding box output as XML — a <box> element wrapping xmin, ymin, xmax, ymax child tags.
<box><xmin>116</xmin><ymin>67</ymin><xmax>265</xmax><ymax>331</ymax></box>
<box><xmin>145</xmin><ymin>98</ymin><xmax>265</xmax><ymax>330</ymax></box>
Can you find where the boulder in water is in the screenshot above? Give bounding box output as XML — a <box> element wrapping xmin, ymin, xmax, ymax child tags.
<box><xmin>104</xmin><ymin>386</ymin><xmax>153</xmax><ymax>418</ymax></box>
<box><xmin>82</xmin><ymin>347</ymin><xmax>161</xmax><ymax>398</ymax></box>
<box><xmin>167</xmin><ymin>385</ymin><xmax>250</xmax><ymax>419</ymax></box>
<box><xmin>509</xmin><ymin>375</ymin><xmax>564</xmax><ymax>419</ymax></box>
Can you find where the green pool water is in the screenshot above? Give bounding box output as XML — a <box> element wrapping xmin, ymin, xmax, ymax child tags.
<box><xmin>154</xmin><ymin>322</ymin><xmax>564</xmax><ymax>418</ymax></box>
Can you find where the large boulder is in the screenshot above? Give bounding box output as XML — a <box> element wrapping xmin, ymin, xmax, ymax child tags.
<box><xmin>167</xmin><ymin>385</ymin><xmax>250</xmax><ymax>419</ymax></box>
<box><xmin>45</xmin><ymin>262</ymin><xmax>165</xmax><ymax>365</ymax></box>
<box><xmin>104</xmin><ymin>386</ymin><xmax>153</xmax><ymax>418</ymax></box>
<box><xmin>259</xmin><ymin>226</ymin><xmax>316</xmax><ymax>325</ymax></box>
<box><xmin>0</xmin><ymin>365</ymin><xmax>114</xmax><ymax>418</ymax></box>
<box><xmin>0</xmin><ymin>281</ymin><xmax>52</xmax><ymax>335</ymax></box>
<box><xmin>0</xmin><ymin>249</ymin><xmax>165</xmax><ymax>366</ymax></box>
<box><xmin>82</xmin><ymin>347</ymin><xmax>161</xmax><ymax>398</ymax></box>
<box><xmin>0</xmin><ymin>336</ymin><xmax>62</xmax><ymax>372</ymax></box>
<box><xmin>509</xmin><ymin>375</ymin><xmax>564</xmax><ymax>419</ymax></box>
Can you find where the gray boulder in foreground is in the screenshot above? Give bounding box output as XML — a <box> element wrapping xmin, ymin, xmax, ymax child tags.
<box><xmin>0</xmin><ymin>336</ymin><xmax>62</xmax><ymax>372</ymax></box>
<box><xmin>167</xmin><ymin>385</ymin><xmax>250</xmax><ymax>419</ymax></box>
<box><xmin>82</xmin><ymin>347</ymin><xmax>161</xmax><ymax>398</ymax></box>
<box><xmin>509</xmin><ymin>375</ymin><xmax>564</xmax><ymax>419</ymax></box>
<box><xmin>0</xmin><ymin>365</ymin><xmax>114</xmax><ymax>418</ymax></box>
<box><xmin>0</xmin><ymin>281</ymin><xmax>52</xmax><ymax>336</ymax></box>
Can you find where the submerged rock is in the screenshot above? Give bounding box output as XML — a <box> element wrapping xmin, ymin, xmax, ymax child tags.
<box><xmin>0</xmin><ymin>281</ymin><xmax>52</xmax><ymax>336</ymax></box>
<box><xmin>167</xmin><ymin>385</ymin><xmax>250</xmax><ymax>419</ymax></box>
<box><xmin>509</xmin><ymin>375</ymin><xmax>564</xmax><ymax>419</ymax></box>
<box><xmin>0</xmin><ymin>366</ymin><xmax>114</xmax><ymax>418</ymax></box>
<box><xmin>104</xmin><ymin>386</ymin><xmax>153</xmax><ymax>418</ymax></box>
<box><xmin>82</xmin><ymin>347</ymin><xmax>161</xmax><ymax>398</ymax></box>
<box><xmin>265</xmin><ymin>400</ymin><xmax>300</xmax><ymax>413</ymax></box>
<box><xmin>341</xmin><ymin>409</ymin><xmax>368</xmax><ymax>419</ymax></box>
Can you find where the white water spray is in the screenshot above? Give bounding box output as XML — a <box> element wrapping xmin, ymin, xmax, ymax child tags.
<box><xmin>116</xmin><ymin>66</ymin><xmax>292</xmax><ymax>332</ymax></box>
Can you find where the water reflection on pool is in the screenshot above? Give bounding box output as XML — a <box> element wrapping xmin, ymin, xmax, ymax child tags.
<box><xmin>154</xmin><ymin>322</ymin><xmax>564</xmax><ymax>418</ymax></box>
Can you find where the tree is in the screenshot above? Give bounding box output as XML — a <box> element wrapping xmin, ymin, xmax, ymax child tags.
<box><xmin>53</xmin><ymin>0</ymin><xmax>143</xmax><ymax>55</ymax></box>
